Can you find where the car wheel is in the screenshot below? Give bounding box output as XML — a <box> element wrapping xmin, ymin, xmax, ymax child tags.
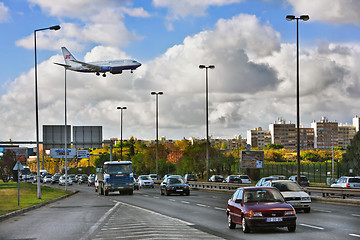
<box><xmin>129</xmin><ymin>189</ymin><xmax>133</xmax><ymax>195</ymax></box>
<box><xmin>242</xmin><ymin>217</ymin><xmax>250</xmax><ymax>233</ymax></box>
<box><xmin>104</xmin><ymin>189</ymin><xmax>109</xmax><ymax>196</ymax></box>
<box><xmin>161</xmin><ymin>189</ymin><xmax>164</xmax><ymax>195</ymax></box>
<box><xmin>186</xmin><ymin>191</ymin><xmax>190</xmax><ymax>196</ymax></box>
<box><xmin>304</xmin><ymin>207</ymin><xmax>311</xmax><ymax>213</ymax></box>
<box><xmin>228</xmin><ymin>214</ymin><xmax>236</xmax><ymax>229</ymax></box>
<box><xmin>166</xmin><ymin>189</ymin><xmax>170</xmax><ymax>196</ymax></box>
<box><xmin>288</xmin><ymin>224</ymin><xmax>296</xmax><ymax>232</ymax></box>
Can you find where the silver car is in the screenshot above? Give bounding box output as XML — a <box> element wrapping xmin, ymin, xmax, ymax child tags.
<box><xmin>331</xmin><ymin>176</ymin><xmax>360</xmax><ymax>188</ymax></box>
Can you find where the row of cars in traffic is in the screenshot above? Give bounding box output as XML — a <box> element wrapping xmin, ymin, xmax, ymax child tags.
<box><xmin>33</xmin><ymin>172</ymin><xmax>96</xmax><ymax>186</ymax></box>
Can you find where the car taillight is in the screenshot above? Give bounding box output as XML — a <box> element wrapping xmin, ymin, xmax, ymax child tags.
<box><xmin>346</xmin><ymin>183</ymin><xmax>350</xmax><ymax>187</ymax></box>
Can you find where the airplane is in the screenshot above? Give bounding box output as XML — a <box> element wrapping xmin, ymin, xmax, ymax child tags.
<box><xmin>54</xmin><ymin>47</ymin><xmax>141</xmax><ymax>77</ymax></box>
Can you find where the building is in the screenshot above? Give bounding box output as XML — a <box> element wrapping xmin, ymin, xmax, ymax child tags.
<box><xmin>299</xmin><ymin>127</ymin><xmax>315</xmax><ymax>150</ymax></box>
<box><xmin>338</xmin><ymin>124</ymin><xmax>356</xmax><ymax>149</ymax></box>
<box><xmin>353</xmin><ymin>115</ymin><xmax>360</xmax><ymax>132</ymax></box>
<box><xmin>311</xmin><ymin>117</ymin><xmax>338</xmax><ymax>150</ymax></box>
<box><xmin>247</xmin><ymin>127</ymin><xmax>271</xmax><ymax>148</ymax></box>
<box><xmin>269</xmin><ymin>118</ymin><xmax>296</xmax><ymax>149</ymax></box>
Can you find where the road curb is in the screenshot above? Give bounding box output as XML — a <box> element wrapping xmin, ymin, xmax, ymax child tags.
<box><xmin>0</xmin><ymin>190</ymin><xmax>79</xmax><ymax>222</ymax></box>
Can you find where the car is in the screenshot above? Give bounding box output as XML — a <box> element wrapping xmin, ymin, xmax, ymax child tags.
<box><xmin>43</xmin><ymin>175</ymin><xmax>53</xmax><ymax>184</ymax></box>
<box><xmin>270</xmin><ymin>175</ymin><xmax>286</xmax><ymax>180</ymax></box>
<box><xmin>51</xmin><ymin>173</ymin><xmax>61</xmax><ymax>184</ymax></box>
<box><xmin>59</xmin><ymin>175</ymin><xmax>73</xmax><ymax>186</ymax></box>
<box><xmin>149</xmin><ymin>174</ymin><xmax>160</xmax><ymax>180</ymax></box>
<box><xmin>160</xmin><ymin>176</ymin><xmax>190</xmax><ymax>196</ymax></box>
<box><xmin>330</xmin><ymin>176</ymin><xmax>360</xmax><ymax>188</ymax></box>
<box><xmin>223</xmin><ymin>175</ymin><xmax>242</xmax><ymax>183</ymax></box>
<box><xmin>68</xmin><ymin>174</ymin><xmax>77</xmax><ymax>183</ymax></box>
<box><xmin>289</xmin><ymin>175</ymin><xmax>310</xmax><ymax>186</ymax></box>
<box><xmin>209</xmin><ymin>175</ymin><xmax>224</xmax><ymax>182</ymax></box>
<box><xmin>78</xmin><ymin>174</ymin><xmax>88</xmax><ymax>184</ymax></box>
<box><xmin>238</xmin><ymin>175</ymin><xmax>252</xmax><ymax>184</ymax></box>
<box><xmin>184</xmin><ymin>174</ymin><xmax>197</xmax><ymax>183</ymax></box>
<box><xmin>263</xmin><ymin>180</ymin><xmax>311</xmax><ymax>213</ymax></box>
<box><xmin>226</xmin><ymin>187</ymin><xmax>297</xmax><ymax>233</ymax></box>
<box><xmin>138</xmin><ymin>175</ymin><xmax>154</xmax><ymax>188</ymax></box>
<box><xmin>88</xmin><ymin>174</ymin><xmax>96</xmax><ymax>186</ymax></box>
<box><xmin>256</xmin><ymin>176</ymin><xmax>277</xmax><ymax>186</ymax></box>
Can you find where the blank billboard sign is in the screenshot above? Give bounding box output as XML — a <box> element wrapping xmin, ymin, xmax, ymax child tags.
<box><xmin>43</xmin><ymin>125</ymin><xmax>71</xmax><ymax>149</ymax></box>
<box><xmin>73</xmin><ymin>126</ymin><xmax>102</xmax><ymax>148</ymax></box>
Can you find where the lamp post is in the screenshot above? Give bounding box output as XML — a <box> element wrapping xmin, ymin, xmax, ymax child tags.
<box><xmin>199</xmin><ymin>65</ymin><xmax>215</xmax><ymax>182</ymax></box>
<box><xmin>34</xmin><ymin>25</ymin><xmax>60</xmax><ymax>199</ymax></box>
<box><xmin>117</xmin><ymin>106</ymin><xmax>127</xmax><ymax>161</ymax></box>
<box><xmin>286</xmin><ymin>15</ymin><xmax>309</xmax><ymax>185</ymax></box>
<box><xmin>151</xmin><ymin>91</ymin><xmax>163</xmax><ymax>177</ymax></box>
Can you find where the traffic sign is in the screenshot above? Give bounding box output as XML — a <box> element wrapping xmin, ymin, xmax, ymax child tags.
<box><xmin>13</xmin><ymin>161</ymin><xmax>24</xmax><ymax>171</ymax></box>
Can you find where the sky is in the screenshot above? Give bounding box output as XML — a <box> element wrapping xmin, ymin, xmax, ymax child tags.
<box><xmin>1</xmin><ymin>0</ymin><xmax>360</xmax><ymax>143</ymax></box>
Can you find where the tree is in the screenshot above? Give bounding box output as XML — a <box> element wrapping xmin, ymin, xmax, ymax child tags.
<box><xmin>0</xmin><ymin>150</ymin><xmax>17</xmax><ymax>182</ymax></box>
<box><xmin>94</xmin><ymin>153</ymin><xmax>110</xmax><ymax>168</ymax></box>
<box><xmin>342</xmin><ymin>131</ymin><xmax>360</xmax><ymax>175</ymax></box>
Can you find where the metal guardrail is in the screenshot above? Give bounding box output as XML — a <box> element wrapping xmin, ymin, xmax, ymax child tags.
<box><xmin>186</xmin><ymin>181</ymin><xmax>360</xmax><ymax>199</ymax></box>
<box><xmin>305</xmin><ymin>186</ymin><xmax>360</xmax><ymax>199</ymax></box>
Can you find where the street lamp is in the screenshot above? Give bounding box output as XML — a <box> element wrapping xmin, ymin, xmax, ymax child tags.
<box><xmin>34</xmin><ymin>25</ymin><xmax>60</xmax><ymax>199</ymax></box>
<box><xmin>286</xmin><ymin>15</ymin><xmax>309</xmax><ymax>185</ymax></box>
<box><xmin>151</xmin><ymin>91</ymin><xmax>163</xmax><ymax>177</ymax></box>
<box><xmin>117</xmin><ymin>106</ymin><xmax>127</xmax><ymax>161</ymax></box>
<box><xmin>199</xmin><ymin>65</ymin><xmax>215</xmax><ymax>182</ymax></box>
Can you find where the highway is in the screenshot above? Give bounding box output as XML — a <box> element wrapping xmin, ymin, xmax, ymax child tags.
<box><xmin>0</xmin><ymin>183</ymin><xmax>359</xmax><ymax>240</ymax></box>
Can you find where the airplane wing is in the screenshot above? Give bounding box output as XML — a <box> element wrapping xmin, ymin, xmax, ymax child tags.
<box><xmin>54</xmin><ymin>62</ymin><xmax>71</xmax><ymax>68</ymax></box>
<box><xmin>71</xmin><ymin>60</ymin><xmax>102</xmax><ymax>72</ymax></box>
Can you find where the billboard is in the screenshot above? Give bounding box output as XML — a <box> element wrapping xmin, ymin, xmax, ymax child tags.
<box><xmin>43</xmin><ymin>125</ymin><xmax>71</xmax><ymax>149</ymax></box>
<box><xmin>73</xmin><ymin>126</ymin><xmax>102</xmax><ymax>148</ymax></box>
<box><xmin>241</xmin><ymin>151</ymin><xmax>264</xmax><ymax>169</ymax></box>
<box><xmin>50</xmin><ymin>148</ymin><xmax>76</xmax><ymax>159</ymax></box>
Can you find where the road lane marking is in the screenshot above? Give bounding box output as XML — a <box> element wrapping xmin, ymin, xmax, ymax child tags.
<box><xmin>300</xmin><ymin>224</ymin><xmax>324</xmax><ymax>230</ymax></box>
<box><xmin>181</xmin><ymin>201</ymin><xmax>190</xmax><ymax>204</ymax></box>
<box><xmin>314</xmin><ymin>209</ymin><xmax>332</xmax><ymax>213</ymax></box>
<box><xmin>352</xmin><ymin>214</ymin><xmax>360</xmax><ymax>217</ymax></box>
<box><xmin>196</xmin><ymin>204</ymin><xmax>208</xmax><ymax>207</ymax></box>
<box><xmin>80</xmin><ymin>201</ymin><xmax>120</xmax><ymax>240</ymax></box>
<box><xmin>169</xmin><ymin>199</ymin><xmax>176</xmax><ymax>202</ymax></box>
<box><xmin>214</xmin><ymin>207</ymin><xmax>226</xmax><ymax>211</ymax></box>
<box><xmin>349</xmin><ymin>234</ymin><xmax>360</xmax><ymax>238</ymax></box>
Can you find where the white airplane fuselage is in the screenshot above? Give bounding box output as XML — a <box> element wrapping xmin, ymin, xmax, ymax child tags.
<box><xmin>55</xmin><ymin>47</ymin><xmax>141</xmax><ymax>77</ymax></box>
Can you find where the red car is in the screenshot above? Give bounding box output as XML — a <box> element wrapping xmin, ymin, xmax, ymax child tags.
<box><xmin>226</xmin><ymin>187</ymin><xmax>297</xmax><ymax>233</ymax></box>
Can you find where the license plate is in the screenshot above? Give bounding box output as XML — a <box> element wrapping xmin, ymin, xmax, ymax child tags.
<box><xmin>176</xmin><ymin>189</ymin><xmax>183</xmax><ymax>192</ymax></box>
<box><xmin>266</xmin><ymin>217</ymin><xmax>283</xmax><ymax>222</ymax></box>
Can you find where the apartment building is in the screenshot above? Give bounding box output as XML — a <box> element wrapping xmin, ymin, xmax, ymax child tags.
<box><xmin>269</xmin><ymin>118</ymin><xmax>296</xmax><ymax>150</ymax></box>
<box><xmin>338</xmin><ymin>124</ymin><xmax>356</xmax><ymax>149</ymax></box>
<box><xmin>311</xmin><ymin>117</ymin><xmax>338</xmax><ymax>150</ymax></box>
<box><xmin>247</xmin><ymin>127</ymin><xmax>271</xmax><ymax>148</ymax></box>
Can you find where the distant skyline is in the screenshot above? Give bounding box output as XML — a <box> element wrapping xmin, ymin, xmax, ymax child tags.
<box><xmin>1</xmin><ymin>0</ymin><xmax>360</xmax><ymax>142</ymax></box>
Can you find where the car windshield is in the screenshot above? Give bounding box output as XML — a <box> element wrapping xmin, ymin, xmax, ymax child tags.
<box><xmin>104</xmin><ymin>164</ymin><xmax>132</xmax><ymax>174</ymax></box>
<box><xmin>168</xmin><ymin>178</ymin><xmax>185</xmax><ymax>184</ymax></box>
<box><xmin>139</xmin><ymin>176</ymin><xmax>151</xmax><ymax>180</ymax></box>
<box><xmin>272</xmin><ymin>181</ymin><xmax>302</xmax><ymax>192</ymax></box>
<box><xmin>240</xmin><ymin>176</ymin><xmax>249</xmax><ymax>179</ymax></box>
<box><xmin>244</xmin><ymin>189</ymin><xmax>284</xmax><ymax>203</ymax></box>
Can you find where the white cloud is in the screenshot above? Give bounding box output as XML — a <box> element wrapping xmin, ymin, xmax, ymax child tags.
<box><xmin>287</xmin><ymin>0</ymin><xmax>360</xmax><ymax>25</ymax></box>
<box><xmin>2</xmin><ymin>13</ymin><xmax>360</xmax><ymax>141</ymax></box>
<box><xmin>0</xmin><ymin>2</ymin><xmax>9</xmax><ymax>22</ymax></box>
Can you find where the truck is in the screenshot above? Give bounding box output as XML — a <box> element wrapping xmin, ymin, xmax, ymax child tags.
<box><xmin>95</xmin><ymin>161</ymin><xmax>134</xmax><ymax>195</ymax></box>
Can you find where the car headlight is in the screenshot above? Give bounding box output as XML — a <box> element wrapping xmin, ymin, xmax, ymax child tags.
<box><xmin>302</xmin><ymin>197</ymin><xmax>311</xmax><ymax>201</ymax></box>
<box><xmin>248</xmin><ymin>210</ymin><xmax>262</xmax><ymax>217</ymax></box>
<box><xmin>285</xmin><ymin>210</ymin><xmax>296</xmax><ymax>216</ymax></box>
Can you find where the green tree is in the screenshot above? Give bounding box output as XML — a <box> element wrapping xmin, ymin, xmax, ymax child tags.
<box><xmin>0</xmin><ymin>150</ymin><xmax>17</xmax><ymax>182</ymax></box>
<box><xmin>342</xmin><ymin>131</ymin><xmax>360</xmax><ymax>175</ymax></box>
<box><xmin>94</xmin><ymin>153</ymin><xmax>110</xmax><ymax>168</ymax></box>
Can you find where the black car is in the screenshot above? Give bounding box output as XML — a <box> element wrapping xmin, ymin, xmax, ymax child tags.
<box><xmin>289</xmin><ymin>175</ymin><xmax>310</xmax><ymax>187</ymax></box>
<box><xmin>184</xmin><ymin>174</ymin><xmax>197</xmax><ymax>183</ymax></box>
<box><xmin>209</xmin><ymin>175</ymin><xmax>224</xmax><ymax>182</ymax></box>
<box><xmin>160</xmin><ymin>177</ymin><xmax>190</xmax><ymax>196</ymax></box>
<box><xmin>51</xmin><ymin>174</ymin><xmax>61</xmax><ymax>184</ymax></box>
<box><xmin>78</xmin><ymin>174</ymin><xmax>88</xmax><ymax>184</ymax></box>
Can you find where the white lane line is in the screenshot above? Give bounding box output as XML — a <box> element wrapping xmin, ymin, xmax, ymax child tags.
<box><xmin>313</xmin><ymin>209</ymin><xmax>332</xmax><ymax>213</ymax></box>
<box><xmin>196</xmin><ymin>203</ymin><xmax>208</xmax><ymax>207</ymax></box>
<box><xmin>214</xmin><ymin>207</ymin><xmax>226</xmax><ymax>211</ymax></box>
<box><xmin>349</xmin><ymin>234</ymin><xmax>360</xmax><ymax>238</ymax></box>
<box><xmin>169</xmin><ymin>199</ymin><xmax>176</xmax><ymax>202</ymax></box>
<box><xmin>300</xmin><ymin>224</ymin><xmax>324</xmax><ymax>230</ymax></box>
<box><xmin>153</xmin><ymin>196</ymin><xmax>159</xmax><ymax>199</ymax></box>
<box><xmin>352</xmin><ymin>214</ymin><xmax>360</xmax><ymax>217</ymax></box>
<box><xmin>79</xmin><ymin>202</ymin><xmax>120</xmax><ymax>240</ymax></box>
<box><xmin>181</xmin><ymin>201</ymin><xmax>190</xmax><ymax>204</ymax></box>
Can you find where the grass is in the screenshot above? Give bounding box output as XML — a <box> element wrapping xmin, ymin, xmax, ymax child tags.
<box><xmin>0</xmin><ymin>181</ymin><xmax>71</xmax><ymax>216</ymax></box>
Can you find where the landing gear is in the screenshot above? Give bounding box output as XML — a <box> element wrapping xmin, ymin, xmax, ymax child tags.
<box><xmin>130</xmin><ymin>70</ymin><xmax>133</xmax><ymax>73</ymax></box>
<box><xmin>96</xmin><ymin>72</ymin><xmax>100</xmax><ymax>76</ymax></box>
<box><xmin>102</xmin><ymin>73</ymin><xmax>106</xmax><ymax>77</ymax></box>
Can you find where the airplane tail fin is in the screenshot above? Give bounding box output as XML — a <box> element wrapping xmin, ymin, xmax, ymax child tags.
<box><xmin>61</xmin><ymin>47</ymin><xmax>77</xmax><ymax>66</ymax></box>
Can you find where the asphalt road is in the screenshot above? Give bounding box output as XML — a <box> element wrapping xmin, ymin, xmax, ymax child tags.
<box><xmin>0</xmin><ymin>183</ymin><xmax>359</xmax><ymax>240</ymax></box>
